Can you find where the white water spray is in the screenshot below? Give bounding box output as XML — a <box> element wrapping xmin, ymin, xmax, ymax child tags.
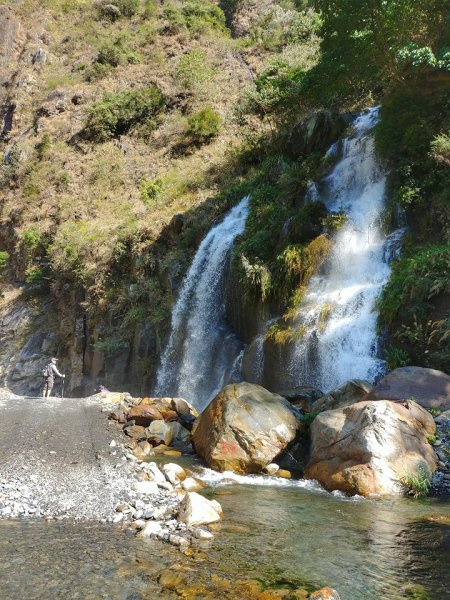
<box><xmin>289</xmin><ymin>107</ymin><xmax>400</xmax><ymax>391</ymax></box>
<box><xmin>155</xmin><ymin>197</ymin><xmax>249</xmax><ymax>410</ymax></box>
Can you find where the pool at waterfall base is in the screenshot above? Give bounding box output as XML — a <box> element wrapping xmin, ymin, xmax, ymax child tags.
<box><xmin>1</xmin><ymin>473</ymin><xmax>449</xmax><ymax>599</ymax></box>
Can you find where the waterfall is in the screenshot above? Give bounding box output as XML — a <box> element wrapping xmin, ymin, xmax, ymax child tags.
<box><xmin>155</xmin><ymin>197</ymin><xmax>249</xmax><ymax>410</ymax></box>
<box><xmin>289</xmin><ymin>107</ymin><xmax>401</xmax><ymax>392</ymax></box>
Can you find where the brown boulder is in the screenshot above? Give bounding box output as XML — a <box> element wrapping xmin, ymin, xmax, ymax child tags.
<box><xmin>192</xmin><ymin>382</ymin><xmax>299</xmax><ymax>474</ymax></box>
<box><xmin>123</xmin><ymin>424</ymin><xmax>147</xmax><ymax>440</ymax></box>
<box><xmin>364</xmin><ymin>366</ymin><xmax>450</xmax><ymax>410</ymax></box>
<box><xmin>312</xmin><ymin>379</ymin><xmax>372</xmax><ymax>413</ymax></box>
<box><xmin>127</xmin><ymin>405</ymin><xmax>163</xmax><ymax>426</ymax></box>
<box><xmin>304</xmin><ymin>400</ymin><xmax>437</xmax><ymax>496</ymax></box>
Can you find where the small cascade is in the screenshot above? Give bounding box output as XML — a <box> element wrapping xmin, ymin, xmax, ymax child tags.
<box><xmin>288</xmin><ymin>107</ymin><xmax>403</xmax><ymax>392</ymax></box>
<box><xmin>154</xmin><ymin>197</ymin><xmax>249</xmax><ymax>410</ymax></box>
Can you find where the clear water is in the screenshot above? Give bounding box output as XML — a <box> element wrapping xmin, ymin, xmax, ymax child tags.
<box><xmin>206</xmin><ymin>481</ymin><xmax>450</xmax><ymax>599</ymax></box>
<box><xmin>1</xmin><ymin>481</ymin><xmax>449</xmax><ymax>599</ymax></box>
<box><xmin>155</xmin><ymin>197</ymin><xmax>249</xmax><ymax>411</ymax></box>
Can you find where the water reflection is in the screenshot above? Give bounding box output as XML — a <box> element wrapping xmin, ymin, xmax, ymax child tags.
<box><xmin>206</xmin><ymin>485</ymin><xmax>450</xmax><ymax>599</ymax></box>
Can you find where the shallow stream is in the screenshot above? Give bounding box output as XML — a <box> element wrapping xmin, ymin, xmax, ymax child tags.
<box><xmin>1</xmin><ymin>471</ymin><xmax>449</xmax><ymax>599</ymax></box>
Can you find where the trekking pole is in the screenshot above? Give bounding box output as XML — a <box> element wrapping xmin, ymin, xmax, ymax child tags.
<box><xmin>61</xmin><ymin>377</ymin><xmax>65</xmax><ymax>399</ymax></box>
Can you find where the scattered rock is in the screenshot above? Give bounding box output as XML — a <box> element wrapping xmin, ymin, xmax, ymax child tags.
<box><xmin>364</xmin><ymin>366</ymin><xmax>450</xmax><ymax>410</ymax></box>
<box><xmin>264</xmin><ymin>463</ymin><xmax>280</xmax><ymax>476</ymax></box>
<box><xmin>192</xmin><ymin>382</ymin><xmax>299</xmax><ymax>474</ymax></box>
<box><xmin>131</xmin><ymin>481</ymin><xmax>159</xmax><ymax>495</ymax></box>
<box><xmin>304</xmin><ymin>400</ymin><xmax>437</xmax><ymax>496</ymax></box>
<box><xmin>162</xmin><ymin>463</ymin><xmax>186</xmax><ymax>485</ymax></box>
<box><xmin>138</xmin><ymin>520</ymin><xmax>164</xmax><ymax>538</ymax></box>
<box><xmin>279</xmin><ymin>386</ymin><xmax>323</xmax><ymax>412</ymax></box>
<box><xmin>182</xmin><ymin>477</ymin><xmax>205</xmax><ymax>492</ymax></box>
<box><xmin>178</xmin><ymin>492</ymin><xmax>222</xmax><ymax>526</ymax></box>
<box><xmin>277</xmin><ymin>469</ymin><xmax>291</xmax><ymax>479</ymax></box>
<box><xmin>312</xmin><ymin>379</ymin><xmax>372</xmax><ymax>413</ymax></box>
<box><xmin>435</xmin><ymin>410</ymin><xmax>450</xmax><ymax>424</ymax></box>
<box><xmin>145</xmin><ymin>420</ymin><xmax>176</xmax><ymax>446</ymax></box>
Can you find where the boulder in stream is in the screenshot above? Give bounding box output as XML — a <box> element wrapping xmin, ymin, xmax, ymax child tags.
<box><xmin>192</xmin><ymin>382</ymin><xmax>299</xmax><ymax>474</ymax></box>
<box><xmin>178</xmin><ymin>491</ymin><xmax>222</xmax><ymax>526</ymax></box>
<box><xmin>304</xmin><ymin>399</ymin><xmax>437</xmax><ymax>496</ymax></box>
<box><xmin>364</xmin><ymin>366</ymin><xmax>450</xmax><ymax>410</ymax></box>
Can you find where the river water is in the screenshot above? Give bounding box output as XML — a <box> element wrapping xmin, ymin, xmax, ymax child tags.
<box><xmin>1</xmin><ymin>472</ymin><xmax>449</xmax><ymax>599</ymax></box>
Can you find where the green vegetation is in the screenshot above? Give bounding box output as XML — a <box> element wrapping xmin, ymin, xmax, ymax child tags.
<box><xmin>163</xmin><ymin>1</ymin><xmax>226</xmax><ymax>35</ymax></box>
<box><xmin>0</xmin><ymin>251</ymin><xmax>9</xmax><ymax>275</ymax></box>
<box><xmin>302</xmin><ymin>410</ymin><xmax>320</xmax><ymax>428</ymax></box>
<box><xmin>186</xmin><ymin>106</ymin><xmax>221</xmax><ymax>145</ymax></box>
<box><xmin>378</xmin><ymin>245</ymin><xmax>450</xmax><ymax>371</ymax></box>
<box><xmin>84</xmin><ymin>85</ymin><xmax>164</xmax><ymax>141</ymax></box>
<box><xmin>140</xmin><ymin>177</ymin><xmax>163</xmax><ymax>205</ymax></box>
<box><xmin>96</xmin><ymin>37</ymin><xmax>141</xmax><ymax>68</ymax></box>
<box><xmin>401</xmin><ymin>467</ymin><xmax>431</xmax><ymax>499</ymax></box>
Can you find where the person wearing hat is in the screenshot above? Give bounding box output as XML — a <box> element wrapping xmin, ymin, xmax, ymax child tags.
<box><xmin>42</xmin><ymin>357</ymin><xmax>65</xmax><ymax>398</ymax></box>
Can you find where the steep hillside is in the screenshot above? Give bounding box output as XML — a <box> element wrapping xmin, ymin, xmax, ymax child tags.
<box><xmin>0</xmin><ymin>0</ymin><xmax>322</xmax><ymax>395</ymax></box>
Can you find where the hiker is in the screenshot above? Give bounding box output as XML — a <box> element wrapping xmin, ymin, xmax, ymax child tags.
<box><xmin>42</xmin><ymin>357</ymin><xmax>65</xmax><ymax>398</ymax></box>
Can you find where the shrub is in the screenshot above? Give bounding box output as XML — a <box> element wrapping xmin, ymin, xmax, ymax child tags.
<box><xmin>140</xmin><ymin>177</ymin><xmax>163</xmax><ymax>205</ymax></box>
<box><xmin>25</xmin><ymin>265</ymin><xmax>46</xmax><ymax>284</ymax></box>
<box><xmin>176</xmin><ymin>49</ymin><xmax>214</xmax><ymax>91</ymax></box>
<box><xmin>385</xmin><ymin>345</ymin><xmax>409</xmax><ymax>370</ymax></box>
<box><xmin>22</xmin><ymin>228</ymin><xmax>43</xmax><ymax>250</ymax></box>
<box><xmin>96</xmin><ymin>38</ymin><xmax>140</xmax><ymax>67</ymax></box>
<box><xmin>401</xmin><ymin>467</ymin><xmax>431</xmax><ymax>499</ymax></box>
<box><xmin>98</xmin><ymin>0</ymin><xmax>139</xmax><ymax>18</ymax></box>
<box><xmin>35</xmin><ymin>134</ymin><xmax>51</xmax><ymax>160</ymax></box>
<box><xmin>182</xmin><ymin>1</ymin><xmax>226</xmax><ymax>33</ymax></box>
<box><xmin>302</xmin><ymin>410</ymin><xmax>320</xmax><ymax>428</ymax></box>
<box><xmin>115</xmin><ymin>0</ymin><xmax>140</xmax><ymax>17</ymax></box>
<box><xmin>84</xmin><ymin>85</ymin><xmax>164</xmax><ymax>142</ymax></box>
<box><xmin>431</xmin><ymin>132</ymin><xmax>450</xmax><ymax>164</ymax></box>
<box><xmin>186</xmin><ymin>106</ymin><xmax>221</xmax><ymax>144</ymax></box>
<box><xmin>0</xmin><ymin>251</ymin><xmax>9</xmax><ymax>274</ymax></box>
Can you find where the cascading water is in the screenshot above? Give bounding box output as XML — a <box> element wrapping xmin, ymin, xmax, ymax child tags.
<box><xmin>155</xmin><ymin>197</ymin><xmax>249</xmax><ymax>410</ymax></box>
<box><xmin>288</xmin><ymin>107</ymin><xmax>401</xmax><ymax>392</ymax></box>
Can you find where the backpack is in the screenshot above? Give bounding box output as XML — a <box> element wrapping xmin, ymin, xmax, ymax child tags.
<box><xmin>42</xmin><ymin>364</ymin><xmax>52</xmax><ymax>378</ymax></box>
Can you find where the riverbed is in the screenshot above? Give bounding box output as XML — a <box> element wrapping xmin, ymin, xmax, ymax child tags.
<box><xmin>1</xmin><ymin>472</ymin><xmax>449</xmax><ymax>599</ymax></box>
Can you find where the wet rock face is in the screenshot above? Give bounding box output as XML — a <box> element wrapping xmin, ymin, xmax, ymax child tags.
<box><xmin>191</xmin><ymin>382</ymin><xmax>299</xmax><ymax>474</ymax></box>
<box><xmin>364</xmin><ymin>366</ymin><xmax>450</xmax><ymax>411</ymax></box>
<box><xmin>286</xmin><ymin>110</ymin><xmax>347</xmax><ymax>160</ymax></box>
<box><xmin>304</xmin><ymin>400</ymin><xmax>437</xmax><ymax>496</ymax></box>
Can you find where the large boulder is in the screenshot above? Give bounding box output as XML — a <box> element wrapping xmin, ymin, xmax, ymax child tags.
<box><xmin>364</xmin><ymin>366</ymin><xmax>450</xmax><ymax>410</ymax></box>
<box><xmin>304</xmin><ymin>400</ymin><xmax>437</xmax><ymax>496</ymax></box>
<box><xmin>312</xmin><ymin>380</ymin><xmax>373</xmax><ymax>413</ymax></box>
<box><xmin>192</xmin><ymin>382</ymin><xmax>299</xmax><ymax>474</ymax></box>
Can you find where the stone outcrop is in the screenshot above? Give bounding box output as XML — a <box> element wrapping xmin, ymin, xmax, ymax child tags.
<box><xmin>286</xmin><ymin>110</ymin><xmax>347</xmax><ymax>160</ymax></box>
<box><xmin>364</xmin><ymin>366</ymin><xmax>450</xmax><ymax>410</ymax></box>
<box><xmin>304</xmin><ymin>399</ymin><xmax>437</xmax><ymax>496</ymax></box>
<box><xmin>192</xmin><ymin>382</ymin><xmax>299</xmax><ymax>474</ymax></box>
<box><xmin>312</xmin><ymin>380</ymin><xmax>372</xmax><ymax>413</ymax></box>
